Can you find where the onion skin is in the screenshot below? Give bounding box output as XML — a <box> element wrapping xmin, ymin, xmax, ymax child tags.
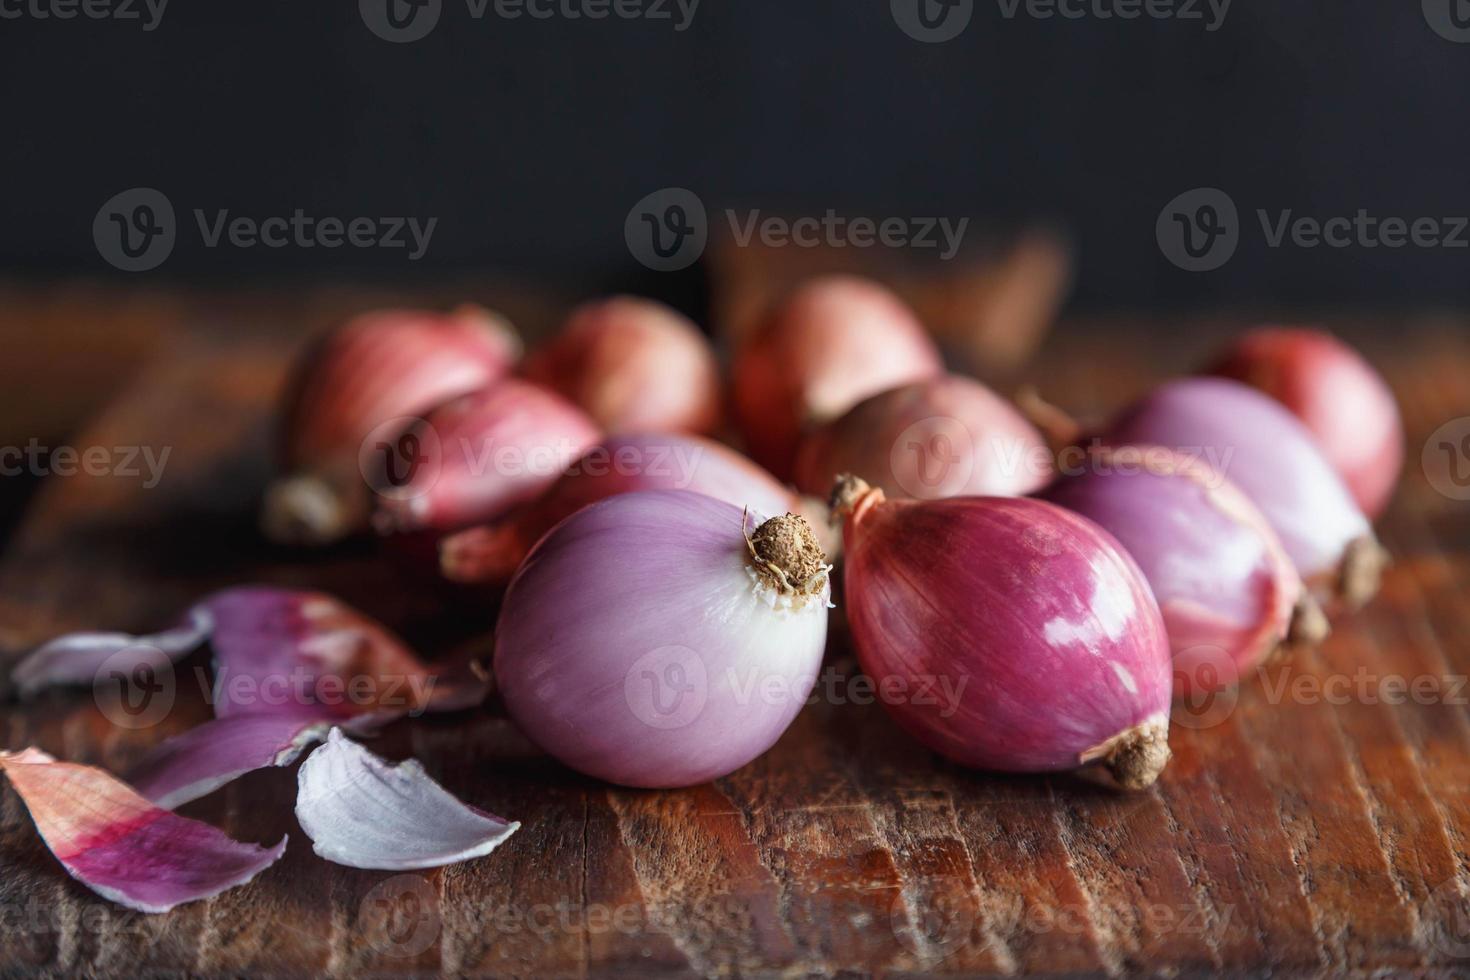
<box><xmin>440</xmin><ymin>433</ymin><xmax>826</xmax><ymax>588</ymax></box>
<box><xmin>522</xmin><ymin>297</ymin><xmax>722</xmax><ymax>436</ymax></box>
<box><xmin>794</xmin><ymin>374</ymin><xmax>1052</xmax><ymax>502</ymax></box>
<box><xmin>1207</xmin><ymin>327</ymin><xmax>1403</xmax><ymax>519</ymax></box>
<box><xmin>494</xmin><ymin>491</ymin><xmax>831</xmax><ymax>788</ymax></box>
<box><xmin>1039</xmin><ymin>446</ymin><xmax>1325</xmax><ymax>694</ymax></box>
<box><xmin>371</xmin><ymin>379</ymin><xmax>600</xmax><ymax>538</ymax></box>
<box><xmin>833</xmin><ymin>476</ymin><xmax>1172</xmax><ymax>789</ymax></box>
<box><xmin>264</xmin><ymin>306</ymin><xmax>520</xmax><ymax>545</ymax></box>
<box><xmin>731</xmin><ymin>277</ymin><xmax>944</xmax><ymax>479</ymax></box>
<box><xmin>1098</xmin><ymin>378</ymin><xmax>1385</xmax><ymax>610</ymax></box>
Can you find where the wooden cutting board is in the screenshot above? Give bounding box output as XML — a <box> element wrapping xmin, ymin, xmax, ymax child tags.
<box><xmin>2</xmin><ymin>294</ymin><xmax>1470</xmax><ymax>977</ymax></box>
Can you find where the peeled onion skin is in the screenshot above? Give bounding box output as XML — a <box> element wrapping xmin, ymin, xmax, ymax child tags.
<box><xmin>1024</xmin><ymin>379</ymin><xmax>1389</xmax><ymax>612</ymax></box>
<box><xmin>731</xmin><ymin>277</ymin><xmax>944</xmax><ymax>480</ymax></box>
<box><xmin>522</xmin><ymin>297</ymin><xmax>722</xmax><ymax>436</ymax></box>
<box><xmin>1039</xmin><ymin>445</ymin><xmax>1328</xmax><ymax>696</ymax></box>
<box><xmin>1207</xmin><ymin>327</ymin><xmax>1404</xmax><ymax>520</ymax></box>
<box><xmin>263</xmin><ymin>306</ymin><xmax>521</xmax><ymax>546</ymax></box>
<box><xmin>493</xmin><ymin>491</ymin><xmax>831</xmax><ymax>788</ymax></box>
<box><xmin>370</xmin><ymin>379</ymin><xmax>601</xmax><ymax>539</ymax></box>
<box><xmin>831</xmin><ymin>475</ymin><xmax>1173</xmax><ymax>789</ymax></box>
<box><xmin>794</xmin><ymin>374</ymin><xmax>1053</xmax><ymax>502</ymax></box>
<box><xmin>439</xmin><ymin>433</ymin><xmax>830</xmax><ymax>589</ymax></box>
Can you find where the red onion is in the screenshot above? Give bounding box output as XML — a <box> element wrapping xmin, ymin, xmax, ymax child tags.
<box><xmin>369</xmin><ymin>378</ymin><xmax>600</xmax><ymax>538</ymax></box>
<box><xmin>731</xmin><ymin>276</ymin><xmax>944</xmax><ymax>478</ymax></box>
<box><xmin>831</xmin><ymin>475</ymin><xmax>1173</xmax><ymax>789</ymax></box>
<box><xmin>793</xmin><ymin>374</ymin><xmax>1052</xmax><ymax>501</ymax></box>
<box><xmin>494</xmin><ymin>490</ymin><xmax>831</xmax><ymax>788</ymax></box>
<box><xmin>1096</xmin><ymin>377</ymin><xmax>1387</xmax><ymax>610</ymax></box>
<box><xmin>522</xmin><ymin>296</ymin><xmax>722</xmax><ymax>435</ymax></box>
<box><xmin>1039</xmin><ymin>445</ymin><xmax>1328</xmax><ymax>695</ymax></box>
<box><xmin>1207</xmin><ymin>327</ymin><xmax>1403</xmax><ymax>519</ymax></box>
<box><xmin>263</xmin><ymin>306</ymin><xmax>520</xmax><ymax>545</ymax></box>
<box><xmin>440</xmin><ymin>432</ymin><xmax>829</xmax><ymax>588</ymax></box>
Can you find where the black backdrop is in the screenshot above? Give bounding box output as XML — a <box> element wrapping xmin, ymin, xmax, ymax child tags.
<box><xmin>3</xmin><ymin>0</ymin><xmax>1468</xmax><ymax>311</ymax></box>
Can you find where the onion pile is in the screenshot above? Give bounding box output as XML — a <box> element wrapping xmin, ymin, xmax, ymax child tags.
<box><xmin>831</xmin><ymin>475</ymin><xmax>1174</xmax><ymax>788</ymax></box>
<box><xmin>522</xmin><ymin>297</ymin><xmax>722</xmax><ymax>436</ymax></box>
<box><xmin>1040</xmin><ymin>445</ymin><xmax>1327</xmax><ymax>693</ymax></box>
<box><xmin>7</xmin><ymin>286</ymin><xmax>1411</xmax><ymax>913</ymax></box>
<box><xmin>262</xmin><ymin>306</ymin><xmax>521</xmax><ymax>545</ymax></box>
<box><xmin>732</xmin><ymin>277</ymin><xmax>944</xmax><ymax>478</ymax></box>
<box><xmin>794</xmin><ymin>373</ymin><xmax>1052</xmax><ymax>501</ymax></box>
<box><xmin>1206</xmin><ymin>326</ymin><xmax>1403</xmax><ymax>519</ymax></box>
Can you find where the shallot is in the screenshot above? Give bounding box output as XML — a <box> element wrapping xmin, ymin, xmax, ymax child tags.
<box><xmin>440</xmin><ymin>432</ymin><xmax>829</xmax><ymax>588</ymax></box>
<box><xmin>794</xmin><ymin>374</ymin><xmax>1052</xmax><ymax>501</ymax></box>
<box><xmin>831</xmin><ymin>475</ymin><xmax>1172</xmax><ymax>789</ymax></box>
<box><xmin>1040</xmin><ymin>445</ymin><xmax>1327</xmax><ymax>694</ymax></box>
<box><xmin>522</xmin><ymin>296</ymin><xmax>722</xmax><ymax>435</ymax></box>
<box><xmin>731</xmin><ymin>276</ymin><xmax>944</xmax><ymax>478</ymax></box>
<box><xmin>369</xmin><ymin>378</ymin><xmax>600</xmax><ymax>538</ymax></box>
<box><xmin>494</xmin><ymin>490</ymin><xmax>831</xmax><ymax>788</ymax></box>
<box><xmin>1095</xmin><ymin>377</ymin><xmax>1387</xmax><ymax>609</ymax></box>
<box><xmin>263</xmin><ymin>306</ymin><xmax>520</xmax><ymax>545</ymax></box>
<box><xmin>1207</xmin><ymin>326</ymin><xmax>1403</xmax><ymax>518</ymax></box>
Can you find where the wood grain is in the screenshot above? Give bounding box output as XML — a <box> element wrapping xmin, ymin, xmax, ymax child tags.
<box><xmin>1</xmin><ymin>300</ymin><xmax>1469</xmax><ymax>978</ymax></box>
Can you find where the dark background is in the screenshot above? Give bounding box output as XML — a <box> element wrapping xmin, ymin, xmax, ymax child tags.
<box><xmin>2</xmin><ymin>0</ymin><xmax>1467</xmax><ymax>312</ymax></box>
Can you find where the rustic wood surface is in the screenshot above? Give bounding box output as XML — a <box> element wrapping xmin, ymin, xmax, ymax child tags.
<box><xmin>1</xmin><ymin>291</ymin><xmax>1469</xmax><ymax>978</ymax></box>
